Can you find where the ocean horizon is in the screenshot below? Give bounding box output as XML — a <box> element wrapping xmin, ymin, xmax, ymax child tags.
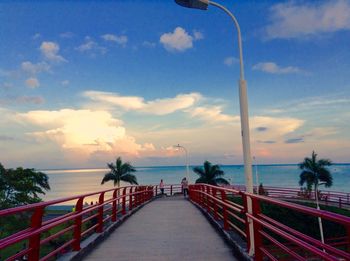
<box><xmin>41</xmin><ymin>163</ymin><xmax>350</xmax><ymax>202</ymax></box>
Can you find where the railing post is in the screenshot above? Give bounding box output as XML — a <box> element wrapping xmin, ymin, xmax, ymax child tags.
<box><xmin>112</xmin><ymin>189</ymin><xmax>118</xmax><ymax>222</ymax></box>
<box><xmin>251</xmin><ymin>196</ymin><xmax>263</xmax><ymax>261</ymax></box>
<box><xmin>96</xmin><ymin>192</ymin><xmax>105</xmax><ymax>233</ymax></box>
<box><xmin>122</xmin><ymin>187</ymin><xmax>126</xmax><ymax>215</ymax></box>
<box><xmin>206</xmin><ymin>186</ymin><xmax>211</xmax><ymax>213</ymax></box>
<box><xmin>171</xmin><ymin>185</ymin><xmax>173</xmax><ymax>196</ymax></box>
<box><xmin>72</xmin><ymin>197</ymin><xmax>84</xmax><ymax>251</ymax></box>
<box><xmin>339</xmin><ymin>197</ymin><xmax>342</xmax><ymax>208</ymax></box>
<box><xmin>242</xmin><ymin>192</ymin><xmax>251</xmax><ymax>252</ymax></box>
<box><xmin>129</xmin><ymin>187</ymin><xmax>133</xmax><ymax>210</ymax></box>
<box><xmin>28</xmin><ymin>206</ymin><xmax>44</xmax><ymax>260</ymax></box>
<box><xmin>213</xmin><ymin>188</ymin><xmax>218</xmax><ymax>220</ymax></box>
<box><xmin>155</xmin><ymin>185</ymin><xmax>158</xmax><ymax>196</ymax></box>
<box><xmin>220</xmin><ymin>190</ymin><xmax>229</xmax><ymax>230</ymax></box>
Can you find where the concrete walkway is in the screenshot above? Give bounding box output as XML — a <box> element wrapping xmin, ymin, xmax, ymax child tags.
<box><xmin>84</xmin><ymin>196</ymin><xmax>237</xmax><ymax>261</ymax></box>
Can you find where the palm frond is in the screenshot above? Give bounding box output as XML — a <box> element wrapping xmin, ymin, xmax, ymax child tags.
<box><xmin>101</xmin><ymin>173</ymin><xmax>115</xmax><ymax>185</ymax></box>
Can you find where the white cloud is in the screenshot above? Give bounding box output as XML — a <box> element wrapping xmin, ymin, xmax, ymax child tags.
<box><xmin>40</xmin><ymin>41</ymin><xmax>67</xmax><ymax>62</ymax></box>
<box><xmin>142</xmin><ymin>41</ymin><xmax>156</xmax><ymax>48</ymax></box>
<box><xmin>160</xmin><ymin>27</ymin><xmax>203</xmax><ymax>52</ymax></box>
<box><xmin>25</xmin><ymin>77</ymin><xmax>40</xmax><ymax>88</ymax></box>
<box><xmin>60</xmin><ymin>32</ymin><xmax>74</xmax><ymax>38</ymax></box>
<box><xmin>16</xmin><ymin>109</ymin><xmax>155</xmax><ymax>157</ymax></box>
<box><xmin>223</xmin><ymin>56</ymin><xmax>238</xmax><ymax>66</ymax></box>
<box><xmin>21</xmin><ymin>61</ymin><xmax>50</xmax><ymax>75</ymax></box>
<box><xmin>61</xmin><ymin>80</ymin><xmax>69</xmax><ymax>86</ymax></box>
<box><xmin>76</xmin><ymin>37</ymin><xmax>107</xmax><ymax>55</ymax></box>
<box><xmin>193</xmin><ymin>30</ymin><xmax>204</xmax><ymax>40</ymax></box>
<box><xmin>32</xmin><ymin>33</ymin><xmax>41</xmax><ymax>40</ymax></box>
<box><xmin>101</xmin><ymin>34</ymin><xmax>128</xmax><ymax>46</ymax></box>
<box><xmin>83</xmin><ymin>91</ymin><xmax>202</xmax><ymax>115</ymax></box>
<box><xmin>253</xmin><ymin>62</ymin><xmax>301</xmax><ymax>74</ymax></box>
<box><xmin>265</xmin><ymin>0</ymin><xmax>350</xmax><ymax>39</ymax></box>
<box><xmin>190</xmin><ymin>106</ymin><xmax>239</xmax><ymax>123</ymax></box>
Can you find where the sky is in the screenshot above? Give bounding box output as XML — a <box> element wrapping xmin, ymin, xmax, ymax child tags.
<box><xmin>0</xmin><ymin>0</ymin><xmax>349</xmax><ymax>169</ymax></box>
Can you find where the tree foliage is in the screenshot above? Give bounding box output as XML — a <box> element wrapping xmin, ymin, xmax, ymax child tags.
<box><xmin>101</xmin><ymin>157</ymin><xmax>138</xmax><ymax>186</ymax></box>
<box><xmin>298</xmin><ymin>151</ymin><xmax>333</xmax><ymax>191</ymax></box>
<box><xmin>193</xmin><ymin>161</ymin><xmax>229</xmax><ymax>186</ymax></box>
<box><xmin>0</xmin><ymin>163</ymin><xmax>50</xmax><ymax>210</ymax></box>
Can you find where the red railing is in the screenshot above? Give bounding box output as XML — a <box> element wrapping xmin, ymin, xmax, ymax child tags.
<box><xmin>189</xmin><ymin>184</ymin><xmax>350</xmax><ymax>261</ymax></box>
<box><xmin>0</xmin><ymin>185</ymin><xmax>157</xmax><ymax>261</ymax></box>
<box><xmin>227</xmin><ymin>185</ymin><xmax>350</xmax><ymax>209</ymax></box>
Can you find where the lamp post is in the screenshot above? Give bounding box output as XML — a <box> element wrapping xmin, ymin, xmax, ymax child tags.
<box><xmin>175</xmin><ymin>0</ymin><xmax>255</xmax><ymax>256</ymax></box>
<box><xmin>174</xmin><ymin>144</ymin><xmax>190</xmax><ymax>182</ymax></box>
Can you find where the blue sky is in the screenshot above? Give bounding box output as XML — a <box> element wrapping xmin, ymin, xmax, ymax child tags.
<box><xmin>0</xmin><ymin>0</ymin><xmax>349</xmax><ymax>168</ymax></box>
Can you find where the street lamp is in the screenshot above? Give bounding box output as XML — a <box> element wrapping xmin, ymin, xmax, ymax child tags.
<box><xmin>174</xmin><ymin>144</ymin><xmax>190</xmax><ymax>182</ymax></box>
<box><xmin>175</xmin><ymin>0</ymin><xmax>255</xmax><ymax>255</ymax></box>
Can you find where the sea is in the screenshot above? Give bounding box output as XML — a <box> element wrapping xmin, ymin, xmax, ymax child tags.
<box><xmin>41</xmin><ymin>164</ymin><xmax>350</xmax><ymax>202</ymax></box>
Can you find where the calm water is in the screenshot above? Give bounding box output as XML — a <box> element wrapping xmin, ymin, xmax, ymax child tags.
<box><xmin>41</xmin><ymin>164</ymin><xmax>350</xmax><ymax>202</ymax></box>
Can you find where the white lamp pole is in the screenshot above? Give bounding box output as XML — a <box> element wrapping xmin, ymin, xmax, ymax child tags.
<box><xmin>174</xmin><ymin>144</ymin><xmax>190</xmax><ymax>182</ymax></box>
<box><xmin>174</xmin><ymin>0</ymin><xmax>254</xmax><ymax>255</ymax></box>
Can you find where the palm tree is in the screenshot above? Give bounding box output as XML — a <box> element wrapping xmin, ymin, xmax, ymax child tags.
<box><xmin>299</xmin><ymin>151</ymin><xmax>333</xmax><ymax>193</ymax></box>
<box><xmin>101</xmin><ymin>157</ymin><xmax>138</xmax><ymax>187</ymax></box>
<box><xmin>193</xmin><ymin>161</ymin><xmax>229</xmax><ymax>186</ymax></box>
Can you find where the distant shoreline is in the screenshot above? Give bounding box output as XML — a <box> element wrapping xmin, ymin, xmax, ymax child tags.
<box><xmin>39</xmin><ymin>162</ymin><xmax>350</xmax><ymax>172</ymax></box>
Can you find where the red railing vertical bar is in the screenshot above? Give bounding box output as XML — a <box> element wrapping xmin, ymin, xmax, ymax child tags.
<box><xmin>129</xmin><ymin>187</ymin><xmax>133</xmax><ymax>211</ymax></box>
<box><xmin>221</xmin><ymin>190</ymin><xmax>229</xmax><ymax>230</ymax></box>
<box><xmin>134</xmin><ymin>187</ymin><xmax>138</xmax><ymax>207</ymax></box>
<box><xmin>242</xmin><ymin>192</ymin><xmax>251</xmax><ymax>253</ymax></box>
<box><xmin>213</xmin><ymin>188</ymin><xmax>218</xmax><ymax>220</ymax></box>
<box><xmin>72</xmin><ymin>197</ymin><xmax>84</xmax><ymax>251</ymax></box>
<box><xmin>112</xmin><ymin>189</ymin><xmax>118</xmax><ymax>222</ymax></box>
<box><xmin>122</xmin><ymin>187</ymin><xmax>126</xmax><ymax>215</ymax></box>
<box><xmin>252</xmin><ymin>196</ymin><xmax>263</xmax><ymax>261</ymax></box>
<box><xmin>96</xmin><ymin>192</ymin><xmax>105</xmax><ymax>233</ymax></box>
<box><xmin>155</xmin><ymin>185</ymin><xmax>158</xmax><ymax>196</ymax></box>
<box><xmin>28</xmin><ymin>206</ymin><xmax>44</xmax><ymax>260</ymax></box>
<box><xmin>347</xmin><ymin>224</ymin><xmax>350</xmax><ymax>252</ymax></box>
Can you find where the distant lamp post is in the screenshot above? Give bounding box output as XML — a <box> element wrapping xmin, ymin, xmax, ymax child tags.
<box><xmin>174</xmin><ymin>144</ymin><xmax>190</xmax><ymax>182</ymax></box>
<box><xmin>175</xmin><ymin>0</ymin><xmax>254</xmax><ymax>255</ymax></box>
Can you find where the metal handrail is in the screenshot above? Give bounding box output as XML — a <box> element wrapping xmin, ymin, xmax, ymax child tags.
<box><xmin>189</xmin><ymin>183</ymin><xmax>350</xmax><ymax>261</ymax></box>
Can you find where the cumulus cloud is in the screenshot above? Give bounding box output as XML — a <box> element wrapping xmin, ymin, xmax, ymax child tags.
<box><xmin>224</xmin><ymin>56</ymin><xmax>238</xmax><ymax>66</ymax></box>
<box><xmin>190</xmin><ymin>106</ymin><xmax>239</xmax><ymax>123</ymax></box>
<box><xmin>40</xmin><ymin>41</ymin><xmax>67</xmax><ymax>62</ymax></box>
<box><xmin>21</xmin><ymin>61</ymin><xmax>50</xmax><ymax>75</ymax></box>
<box><xmin>76</xmin><ymin>37</ymin><xmax>107</xmax><ymax>55</ymax></box>
<box><xmin>101</xmin><ymin>34</ymin><xmax>128</xmax><ymax>46</ymax></box>
<box><xmin>25</xmin><ymin>77</ymin><xmax>40</xmax><ymax>88</ymax></box>
<box><xmin>253</xmin><ymin>62</ymin><xmax>301</xmax><ymax>74</ymax></box>
<box><xmin>264</xmin><ymin>0</ymin><xmax>350</xmax><ymax>39</ymax></box>
<box><xmin>83</xmin><ymin>91</ymin><xmax>201</xmax><ymax>115</ymax></box>
<box><xmin>160</xmin><ymin>27</ymin><xmax>203</xmax><ymax>52</ymax></box>
<box><xmin>16</xmin><ymin>109</ymin><xmax>155</xmax><ymax>157</ymax></box>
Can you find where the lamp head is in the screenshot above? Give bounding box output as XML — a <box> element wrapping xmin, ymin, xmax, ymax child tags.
<box><xmin>174</xmin><ymin>0</ymin><xmax>209</xmax><ymax>10</ymax></box>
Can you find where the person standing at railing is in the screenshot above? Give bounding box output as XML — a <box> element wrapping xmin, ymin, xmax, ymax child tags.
<box><xmin>159</xmin><ymin>179</ymin><xmax>165</xmax><ymax>195</ymax></box>
<box><xmin>181</xmin><ymin>177</ymin><xmax>189</xmax><ymax>198</ymax></box>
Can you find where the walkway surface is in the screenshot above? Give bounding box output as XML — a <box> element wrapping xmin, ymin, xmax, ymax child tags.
<box><xmin>84</xmin><ymin>196</ymin><xmax>237</xmax><ymax>261</ymax></box>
